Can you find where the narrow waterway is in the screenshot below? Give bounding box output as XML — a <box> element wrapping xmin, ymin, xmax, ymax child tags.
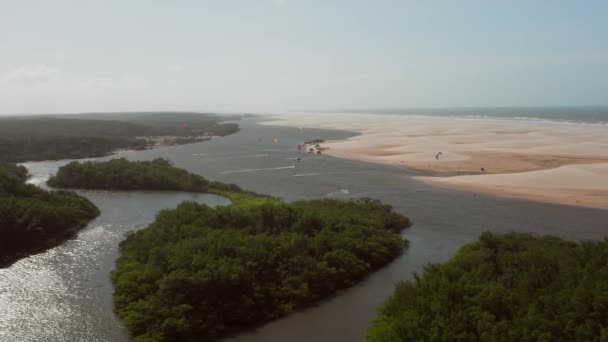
<box><xmin>0</xmin><ymin>162</ymin><xmax>229</xmax><ymax>342</ymax></box>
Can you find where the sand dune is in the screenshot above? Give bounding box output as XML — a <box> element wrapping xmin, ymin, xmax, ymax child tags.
<box><xmin>265</xmin><ymin>113</ymin><xmax>608</xmax><ymax>209</ymax></box>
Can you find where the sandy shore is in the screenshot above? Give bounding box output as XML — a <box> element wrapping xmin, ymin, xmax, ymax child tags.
<box><xmin>264</xmin><ymin>113</ymin><xmax>608</xmax><ymax>209</ymax></box>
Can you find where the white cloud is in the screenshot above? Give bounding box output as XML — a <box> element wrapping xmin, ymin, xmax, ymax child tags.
<box><xmin>4</xmin><ymin>64</ymin><xmax>60</xmax><ymax>83</ymax></box>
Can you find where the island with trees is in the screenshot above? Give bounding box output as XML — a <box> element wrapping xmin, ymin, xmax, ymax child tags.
<box><xmin>47</xmin><ymin>158</ymin><xmax>239</xmax><ymax>193</ymax></box>
<box><xmin>46</xmin><ymin>158</ymin><xmax>411</xmax><ymax>342</ymax></box>
<box><xmin>365</xmin><ymin>232</ymin><xmax>608</xmax><ymax>341</ymax></box>
<box><xmin>0</xmin><ymin>112</ymin><xmax>239</xmax><ymax>163</ymax></box>
<box><xmin>0</xmin><ymin>162</ymin><xmax>100</xmax><ymax>267</ymax></box>
<box><xmin>113</xmin><ymin>198</ymin><xmax>410</xmax><ymax>342</ymax></box>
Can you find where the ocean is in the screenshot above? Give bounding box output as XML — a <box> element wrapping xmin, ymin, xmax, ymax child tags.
<box><xmin>341</xmin><ymin>106</ymin><xmax>608</xmax><ymax>124</ymax></box>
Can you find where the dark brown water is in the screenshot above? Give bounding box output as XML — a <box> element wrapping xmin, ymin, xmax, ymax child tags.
<box><xmin>1</xmin><ymin>118</ymin><xmax>607</xmax><ymax>342</ymax></box>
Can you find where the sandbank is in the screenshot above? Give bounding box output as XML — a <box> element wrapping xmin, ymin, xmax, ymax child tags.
<box><xmin>264</xmin><ymin>113</ymin><xmax>608</xmax><ymax>209</ymax></box>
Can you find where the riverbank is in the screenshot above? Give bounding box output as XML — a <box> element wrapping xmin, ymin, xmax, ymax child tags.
<box><xmin>0</xmin><ymin>113</ymin><xmax>239</xmax><ymax>163</ymax></box>
<box><xmin>416</xmin><ymin>164</ymin><xmax>608</xmax><ymax>209</ymax></box>
<box><xmin>57</xmin><ymin>158</ymin><xmax>411</xmax><ymax>341</ymax></box>
<box><xmin>0</xmin><ymin>163</ymin><xmax>100</xmax><ymax>268</ymax></box>
<box><xmin>264</xmin><ymin>113</ymin><xmax>608</xmax><ymax>209</ymax></box>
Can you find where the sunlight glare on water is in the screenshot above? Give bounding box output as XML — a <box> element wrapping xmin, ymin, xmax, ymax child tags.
<box><xmin>0</xmin><ymin>160</ymin><xmax>230</xmax><ymax>342</ymax></box>
<box><xmin>0</xmin><ymin>224</ymin><xmax>124</xmax><ymax>341</ymax></box>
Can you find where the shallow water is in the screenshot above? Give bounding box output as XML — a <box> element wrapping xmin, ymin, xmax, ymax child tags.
<box><xmin>0</xmin><ymin>163</ymin><xmax>229</xmax><ymax>342</ymax></box>
<box><xmin>1</xmin><ymin>118</ymin><xmax>607</xmax><ymax>342</ymax></box>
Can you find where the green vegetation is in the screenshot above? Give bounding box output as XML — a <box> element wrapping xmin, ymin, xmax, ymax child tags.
<box><xmin>304</xmin><ymin>139</ymin><xmax>325</xmax><ymax>144</ymax></box>
<box><xmin>112</xmin><ymin>198</ymin><xmax>410</xmax><ymax>342</ymax></box>
<box><xmin>208</xmin><ymin>189</ymin><xmax>278</xmax><ymax>207</ymax></box>
<box><xmin>0</xmin><ymin>112</ymin><xmax>239</xmax><ymax>162</ymax></box>
<box><xmin>48</xmin><ymin>158</ymin><xmax>205</xmax><ymax>192</ymax></box>
<box><xmin>49</xmin><ymin>158</ymin><xmax>410</xmax><ymax>341</ymax></box>
<box><xmin>0</xmin><ymin>162</ymin><xmax>99</xmax><ymax>267</ymax></box>
<box><xmin>72</xmin><ymin>112</ymin><xmax>240</xmax><ymax>137</ymax></box>
<box><xmin>47</xmin><ymin>158</ymin><xmax>242</xmax><ymax>193</ymax></box>
<box><xmin>365</xmin><ymin>232</ymin><xmax>608</xmax><ymax>342</ymax></box>
<box><xmin>0</xmin><ymin>135</ymin><xmax>146</xmax><ymax>163</ymax></box>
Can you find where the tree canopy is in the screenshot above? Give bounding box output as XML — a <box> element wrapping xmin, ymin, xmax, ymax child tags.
<box><xmin>0</xmin><ymin>162</ymin><xmax>99</xmax><ymax>267</ymax></box>
<box><xmin>112</xmin><ymin>198</ymin><xmax>411</xmax><ymax>342</ymax></box>
<box><xmin>0</xmin><ymin>113</ymin><xmax>239</xmax><ymax>162</ymax></box>
<box><xmin>365</xmin><ymin>232</ymin><xmax>608</xmax><ymax>342</ymax></box>
<box><xmin>46</xmin><ymin>157</ymin><xmax>411</xmax><ymax>341</ymax></box>
<box><xmin>47</xmin><ymin>158</ymin><xmax>241</xmax><ymax>193</ymax></box>
<box><xmin>0</xmin><ymin>135</ymin><xmax>147</xmax><ymax>163</ymax></box>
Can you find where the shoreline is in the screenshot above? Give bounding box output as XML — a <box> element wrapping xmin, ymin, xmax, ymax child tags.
<box><xmin>415</xmin><ymin>172</ymin><xmax>608</xmax><ymax>210</ymax></box>
<box><xmin>6</xmin><ymin>118</ymin><xmax>608</xmax><ymax>342</ymax></box>
<box><xmin>263</xmin><ymin>113</ymin><xmax>608</xmax><ymax>209</ymax></box>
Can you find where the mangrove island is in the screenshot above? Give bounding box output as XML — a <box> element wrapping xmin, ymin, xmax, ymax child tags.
<box><xmin>0</xmin><ymin>162</ymin><xmax>99</xmax><ymax>267</ymax></box>
<box><xmin>47</xmin><ymin>158</ymin><xmax>412</xmax><ymax>341</ymax></box>
<box><xmin>365</xmin><ymin>232</ymin><xmax>608</xmax><ymax>341</ymax></box>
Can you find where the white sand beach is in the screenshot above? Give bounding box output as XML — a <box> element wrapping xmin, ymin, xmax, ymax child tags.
<box><xmin>265</xmin><ymin>113</ymin><xmax>608</xmax><ymax>209</ymax></box>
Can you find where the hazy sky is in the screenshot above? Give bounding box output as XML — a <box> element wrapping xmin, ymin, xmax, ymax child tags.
<box><xmin>1</xmin><ymin>0</ymin><xmax>607</xmax><ymax>114</ymax></box>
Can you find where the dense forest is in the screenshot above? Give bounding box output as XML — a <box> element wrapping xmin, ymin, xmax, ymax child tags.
<box><xmin>0</xmin><ymin>162</ymin><xmax>99</xmax><ymax>267</ymax></box>
<box><xmin>112</xmin><ymin>197</ymin><xmax>411</xmax><ymax>342</ymax></box>
<box><xmin>0</xmin><ymin>135</ymin><xmax>147</xmax><ymax>163</ymax></box>
<box><xmin>0</xmin><ymin>112</ymin><xmax>239</xmax><ymax>162</ymax></box>
<box><xmin>70</xmin><ymin>112</ymin><xmax>240</xmax><ymax>136</ymax></box>
<box><xmin>47</xmin><ymin>158</ymin><xmax>241</xmax><ymax>193</ymax></box>
<box><xmin>46</xmin><ymin>158</ymin><xmax>410</xmax><ymax>341</ymax></box>
<box><xmin>365</xmin><ymin>232</ymin><xmax>608</xmax><ymax>341</ymax></box>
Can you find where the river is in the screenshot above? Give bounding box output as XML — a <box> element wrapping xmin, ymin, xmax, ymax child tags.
<box><xmin>1</xmin><ymin>118</ymin><xmax>607</xmax><ymax>342</ymax></box>
<box><xmin>0</xmin><ymin>162</ymin><xmax>229</xmax><ymax>342</ymax></box>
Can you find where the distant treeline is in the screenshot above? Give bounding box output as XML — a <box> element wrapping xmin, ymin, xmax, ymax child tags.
<box><xmin>112</xmin><ymin>198</ymin><xmax>411</xmax><ymax>341</ymax></box>
<box><xmin>0</xmin><ymin>112</ymin><xmax>240</xmax><ymax>162</ymax></box>
<box><xmin>365</xmin><ymin>232</ymin><xmax>608</xmax><ymax>341</ymax></box>
<box><xmin>0</xmin><ymin>162</ymin><xmax>99</xmax><ymax>267</ymax></box>
<box><xmin>48</xmin><ymin>158</ymin><xmax>240</xmax><ymax>193</ymax></box>
<box><xmin>0</xmin><ymin>135</ymin><xmax>147</xmax><ymax>163</ymax></box>
<box><xmin>70</xmin><ymin>112</ymin><xmax>240</xmax><ymax>136</ymax></box>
